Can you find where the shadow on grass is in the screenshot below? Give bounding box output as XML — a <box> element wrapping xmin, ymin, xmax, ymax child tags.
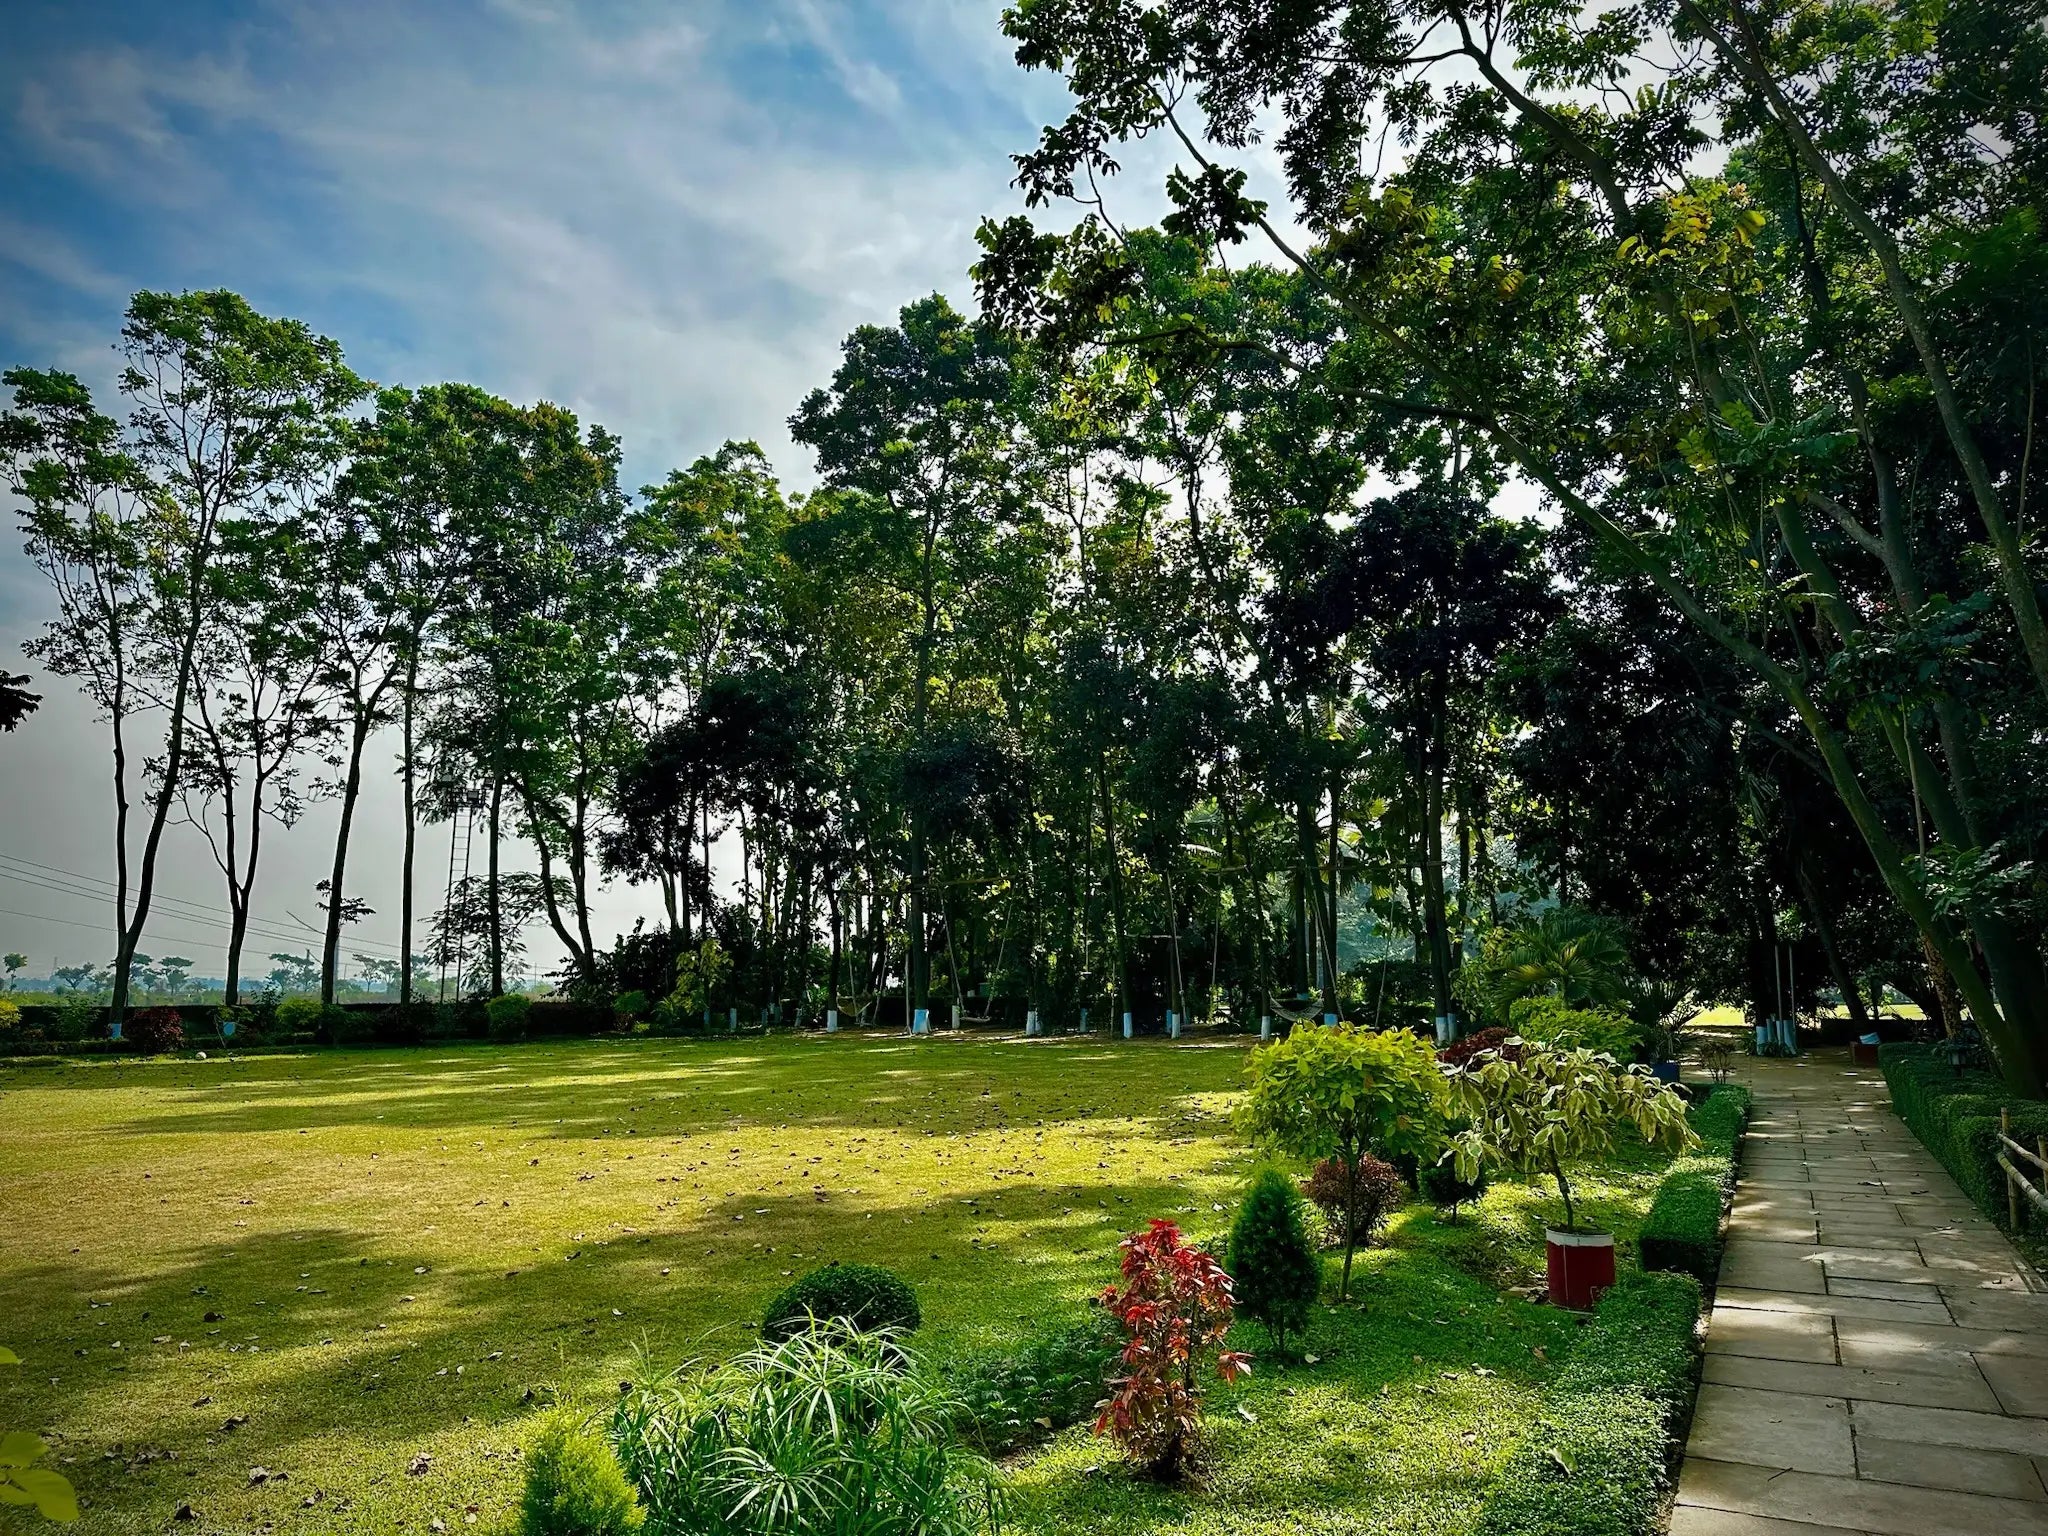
<box><xmin>0</xmin><ymin>1148</ymin><xmax>1244</xmax><ymax>1531</ymax></box>
<box><xmin>1</xmin><ymin>1037</ymin><xmax>1254</xmax><ymax>1150</ymax></box>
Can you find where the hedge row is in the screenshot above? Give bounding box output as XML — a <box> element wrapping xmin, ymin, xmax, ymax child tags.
<box><xmin>2</xmin><ymin>998</ymin><xmax>624</xmax><ymax>1053</ymax></box>
<box><xmin>1639</xmin><ymin>1084</ymin><xmax>1753</xmax><ymax>1286</ymax></box>
<box><xmin>1880</xmin><ymin>1042</ymin><xmax>2048</xmax><ymax>1229</ymax></box>
<box><xmin>1476</xmin><ymin>1271</ymin><xmax>1704</xmax><ymax>1536</ymax></box>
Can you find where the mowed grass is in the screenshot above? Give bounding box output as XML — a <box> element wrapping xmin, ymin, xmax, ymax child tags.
<box><xmin>0</xmin><ymin>1034</ymin><xmax>1681</xmax><ymax>1535</ymax></box>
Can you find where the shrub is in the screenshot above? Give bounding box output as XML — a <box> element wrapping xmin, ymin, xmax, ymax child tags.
<box><xmin>1239</xmin><ymin>1023</ymin><xmax>1448</xmax><ymax>1297</ymax></box>
<box><xmin>1094</xmin><ymin>1218</ymin><xmax>1251</xmax><ymax>1480</ymax></box>
<box><xmin>1302</xmin><ymin>1154</ymin><xmax>1406</xmax><ymax>1250</ymax></box>
<box><xmin>487</xmin><ymin>993</ymin><xmax>532</xmax><ymax>1041</ymax></box>
<box><xmin>373</xmin><ymin>1003</ymin><xmax>429</xmax><ymax>1046</ymax></box>
<box><xmin>1509</xmin><ymin>996</ymin><xmax>1645</xmax><ymax>1060</ymax></box>
<box><xmin>1227</xmin><ymin>1169</ymin><xmax>1322</xmax><ymax>1354</ymax></box>
<box><xmin>611</xmin><ymin>1329</ymin><xmax>1000</xmax><ymax>1536</ymax></box>
<box><xmin>762</xmin><ymin>1262</ymin><xmax>921</xmax><ymax>1342</ymax></box>
<box><xmin>1475</xmin><ymin>1272</ymin><xmax>1702</xmax><ymax>1536</ymax></box>
<box><xmin>1638</xmin><ymin>1085</ymin><xmax>1752</xmax><ymax>1286</ymax></box>
<box><xmin>1881</xmin><ymin>1043</ymin><xmax>2048</xmax><ymax>1230</ymax></box>
<box><xmin>431</xmin><ymin>1000</ymin><xmax>486</xmax><ymax>1040</ymax></box>
<box><xmin>51</xmin><ymin>999</ymin><xmax>96</xmax><ymax>1043</ymax></box>
<box><xmin>1420</xmin><ymin>1157</ymin><xmax>1489</xmax><ymax>1221</ymax></box>
<box><xmin>127</xmin><ymin>1007</ymin><xmax>185</xmax><ymax>1054</ymax></box>
<box><xmin>519</xmin><ymin>1413</ymin><xmax>644</xmax><ymax>1536</ymax></box>
<box><xmin>1439</xmin><ymin>1025</ymin><xmax>1520</xmax><ymax>1068</ymax></box>
<box><xmin>0</xmin><ymin>999</ymin><xmax>20</xmax><ymax>1036</ymax></box>
<box><xmin>950</xmin><ymin>1313</ymin><xmax>1119</xmax><ymax>1454</ymax></box>
<box><xmin>613</xmin><ymin>990</ymin><xmax>649</xmax><ymax>1023</ymax></box>
<box><xmin>273</xmin><ymin>997</ymin><xmax>324</xmax><ymax>1038</ymax></box>
<box><xmin>1698</xmin><ymin>1037</ymin><xmax>1735</xmax><ymax>1082</ymax></box>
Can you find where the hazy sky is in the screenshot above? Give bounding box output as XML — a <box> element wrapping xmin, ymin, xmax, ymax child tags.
<box><xmin>0</xmin><ymin>0</ymin><xmax>1103</xmax><ymax>981</ymax></box>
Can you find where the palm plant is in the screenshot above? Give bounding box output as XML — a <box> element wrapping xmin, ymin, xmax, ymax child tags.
<box><xmin>1493</xmin><ymin>909</ymin><xmax>1631</xmax><ymax>1009</ymax></box>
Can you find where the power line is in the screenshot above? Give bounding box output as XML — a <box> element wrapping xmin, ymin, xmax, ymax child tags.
<box><xmin>0</xmin><ymin>903</ymin><xmax>311</xmax><ymax>957</ymax></box>
<box><xmin>0</xmin><ymin>850</ymin><xmax>411</xmax><ymax>957</ymax></box>
<box><xmin>0</xmin><ymin>867</ymin><xmax>402</xmax><ymax>958</ymax></box>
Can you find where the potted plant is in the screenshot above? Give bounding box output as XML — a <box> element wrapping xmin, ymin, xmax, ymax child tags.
<box><xmin>1639</xmin><ymin>988</ymin><xmax>1700</xmax><ymax>1083</ymax></box>
<box><xmin>1444</xmin><ymin>1041</ymin><xmax>1694</xmax><ymax>1308</ymax></box>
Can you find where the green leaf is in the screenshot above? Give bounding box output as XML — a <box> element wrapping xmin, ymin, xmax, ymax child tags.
<box><xmin>10</xmin><ymin>1467</ymin><xmax>79</xmax><ymax>1522</ymax></box>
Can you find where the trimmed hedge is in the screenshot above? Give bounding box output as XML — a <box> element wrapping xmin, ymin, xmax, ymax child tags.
<box><xmin>1639</xmin><ymin>1085</ymin><xmax>1752</xmax><ymax>1286</ymax></box>
<box><xmin>1476</xmin><ymin>1272</ymin><xmax>1703</xmax><ymax>1536</ymax></box>
<box><xmin>1881</xmin><ymin>1043</ymin><xmax>2048</xmax><ymax>1230</ymax></box>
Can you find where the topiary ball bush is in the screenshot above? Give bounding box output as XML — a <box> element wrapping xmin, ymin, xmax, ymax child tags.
<box><xmin>127</xmin><ymin>1006</ymin><xmax>185</xmax><ymax>1054</ymax></box>
<box><xmin>1420</xmin><ymin>1157</ymin><xmax>1489</xmax><ymax>1220</ymax></box>
<box><xmin>519</xmin><ymin>1413</ymin><xmax>643</xmax><ymax>1536</ymax></box>
<box><xmin>762</xmin><ymin>1262</ymin><xmax>921</xmax><ymax>1342</ymax></box>
<box><xmin>1227</xmin><ymin>1167</ymin><xmax>1322</xmax><ymax>1353</ymax></box>
<box><xmin>488</xmin><ymin>993</ymin><xmax>533</xmax><ymax>1041</ymax></box>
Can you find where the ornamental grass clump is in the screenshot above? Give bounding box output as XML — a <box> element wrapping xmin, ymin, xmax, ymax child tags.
<box><xmin>1445</xmin><ymin>1042</ymin><xmax>1695</xmax><ymax>1232</ymax></box>
<box><xmin>1227</xmin><ymin>1168</ymin><xmax>1322</xmax><ymax>1355</ymax></box>
<box><xmin>609</xmin><ymin>1328</ymin><xmax>999</xmax><ymax>1536</ymax></box>
<box><xmin>1238</xmin><ymin>1023</ymin><xmax>1447</xmax><ymax>1297</ymax></box>
<box><xmin>1094</xmin><ymin>1218</ymin><xmax>1252</xmax><ymax>1481</ymax></box>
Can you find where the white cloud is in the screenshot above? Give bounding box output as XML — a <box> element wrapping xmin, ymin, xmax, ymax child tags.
<box><xmin>0</xmin><ymin>0</ymin><xmax>1065</xmax><ymax>973</ymax></box>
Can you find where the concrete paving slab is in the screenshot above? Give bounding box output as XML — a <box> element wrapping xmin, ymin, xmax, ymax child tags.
<box><xmin>1852</xmin><ymin>1433</ymin><xmax>2048</xmax><ymax>1500</ymax></box>
<box><xmin>1689</xmin><ymin>1383</ymin><xmax>1855</xmax><ymax>1473</ymax></box>
<box><xmin>1703</xmin><ymin>1351</ymin><xmax>2002</xmax><ymax>1411</ymax></box>
<box><xmin>1707</xmin><ymin>1306</ymin><xmax>1839</xmax><ymax>1363</ymax></box>
<box><xmin>1676</xmin><ymin>1456</ymin><xmax>2048</xmax><ymax>1535</ymax></box>
<box><xmin>1678</xmin><ymin>1053</ymin><xmax>2048</xmax><ymax>1536</ymax></box>
<box><xmin>1850</xmin><ymin>1399</ymin><xmax>2048</xmax><ymax>1458</ymax></box>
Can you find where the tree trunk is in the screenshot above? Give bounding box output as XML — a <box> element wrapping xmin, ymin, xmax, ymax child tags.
<box><xmin>1097</xmin><ymin>763</ymin><xmax>1131</xmax><ymax>1021</ymax></box>
<box><xmin>1339</xmin><ymin>1151</ymin><xmax>1360</xmax><ymax>1300</ymax></box>
<box><xmin>113</xmin><ymin>591</ymin><xmax>206</xmax><ymax>1025</ymax></box>
<box><xmin>399</xmin><ymin>656</ymin><xmax>420</xmax><ymax>1005</ymax></box>
<box><xmin>321</xmin><ymin>709</ymin><xmax>374</xmax><ymax>1006</ymax></box>
<box><xmin>488</xmin><ymin>771</ymin><xmax>505</xmax><ymax>997</ymax></box>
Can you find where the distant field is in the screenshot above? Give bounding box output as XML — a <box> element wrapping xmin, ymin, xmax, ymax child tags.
<box><xmin>0</xmin><ymin>1033</ymin><xmax>1680</xmax><ymax>1534</ymax></box>
<box><xmin>1691</xmin><ymin>1003</ymin><xmax>1925</xmax><ymax>1028</ymax></box>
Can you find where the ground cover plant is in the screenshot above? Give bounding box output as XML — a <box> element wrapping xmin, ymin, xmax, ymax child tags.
<box><xmin>0</xmin><ymin>1031</ymin><xmax>1704</xmax><ymax>1535</ymax></box>
<box><xmin>607</xmin><ymin>1328</ymin><xmax>999</xmax><ymax>1536</ymax></box>
<box><xmin>1473</xmin><ymin>1273</ymin><xmax>1703</xmax><ymax>1536</ymax></box>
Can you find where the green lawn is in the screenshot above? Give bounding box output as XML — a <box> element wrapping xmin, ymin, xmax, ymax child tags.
<box><xmin>0</xmin><ymin>1035</ymin><xmax>1681</xmax><ymax>1534</ymax></box>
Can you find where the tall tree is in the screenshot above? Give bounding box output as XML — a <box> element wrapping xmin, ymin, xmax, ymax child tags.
<box><xmin>984</xmin><ymin>0</ymin><xmax>2048</xmax><ymax>1091</ymax></box>
<box><xmin>790</xmin><ymin>296</ymin><xmax>1018</xmax><ymax>1025</ymax></box>
<box><xmin>177</xmin><ymin>516</ymin><xmax>328</xmax><ymax>1003</ymax></box>
<box><xmin>4</xmin><ymin>293</ymin><xmax>362</xmax><ymax>1023</ymax></box>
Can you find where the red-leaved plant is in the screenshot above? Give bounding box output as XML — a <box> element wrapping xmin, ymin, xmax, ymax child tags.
<box><xmin>1093</xmin><ymin>1219</ymin><xmax>1251</xmax><ymax>1480</ymax></box>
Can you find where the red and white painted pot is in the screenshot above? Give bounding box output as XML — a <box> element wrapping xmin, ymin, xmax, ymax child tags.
<box><xmin>1545</xmin><ymin>1227</ymin><xmax>1616</xmax><ymax>1310</ymax></box>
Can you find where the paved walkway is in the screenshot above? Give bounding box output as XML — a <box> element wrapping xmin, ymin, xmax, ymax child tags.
<box><xmin>1673</xmin><ymin>1049</ymin><xmax>2048</xmax><ymax>1536</ymax></box>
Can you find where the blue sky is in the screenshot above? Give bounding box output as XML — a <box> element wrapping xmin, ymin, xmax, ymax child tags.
<box><xmin>0</xmin><ymin>0</ymin><xmax>1055</xmax><ymax>494</ymax></box>
<box><xmin>0</xmin><ymin>0</ymin><xmax>1098</xmax><ymax>976</ymax></box>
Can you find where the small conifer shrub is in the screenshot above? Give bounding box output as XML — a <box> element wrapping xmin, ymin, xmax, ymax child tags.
<box><xmin>1226</xmin><ymin>1168</ymin><xmax>1321</xmax><ymax>1354</ymax></box>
